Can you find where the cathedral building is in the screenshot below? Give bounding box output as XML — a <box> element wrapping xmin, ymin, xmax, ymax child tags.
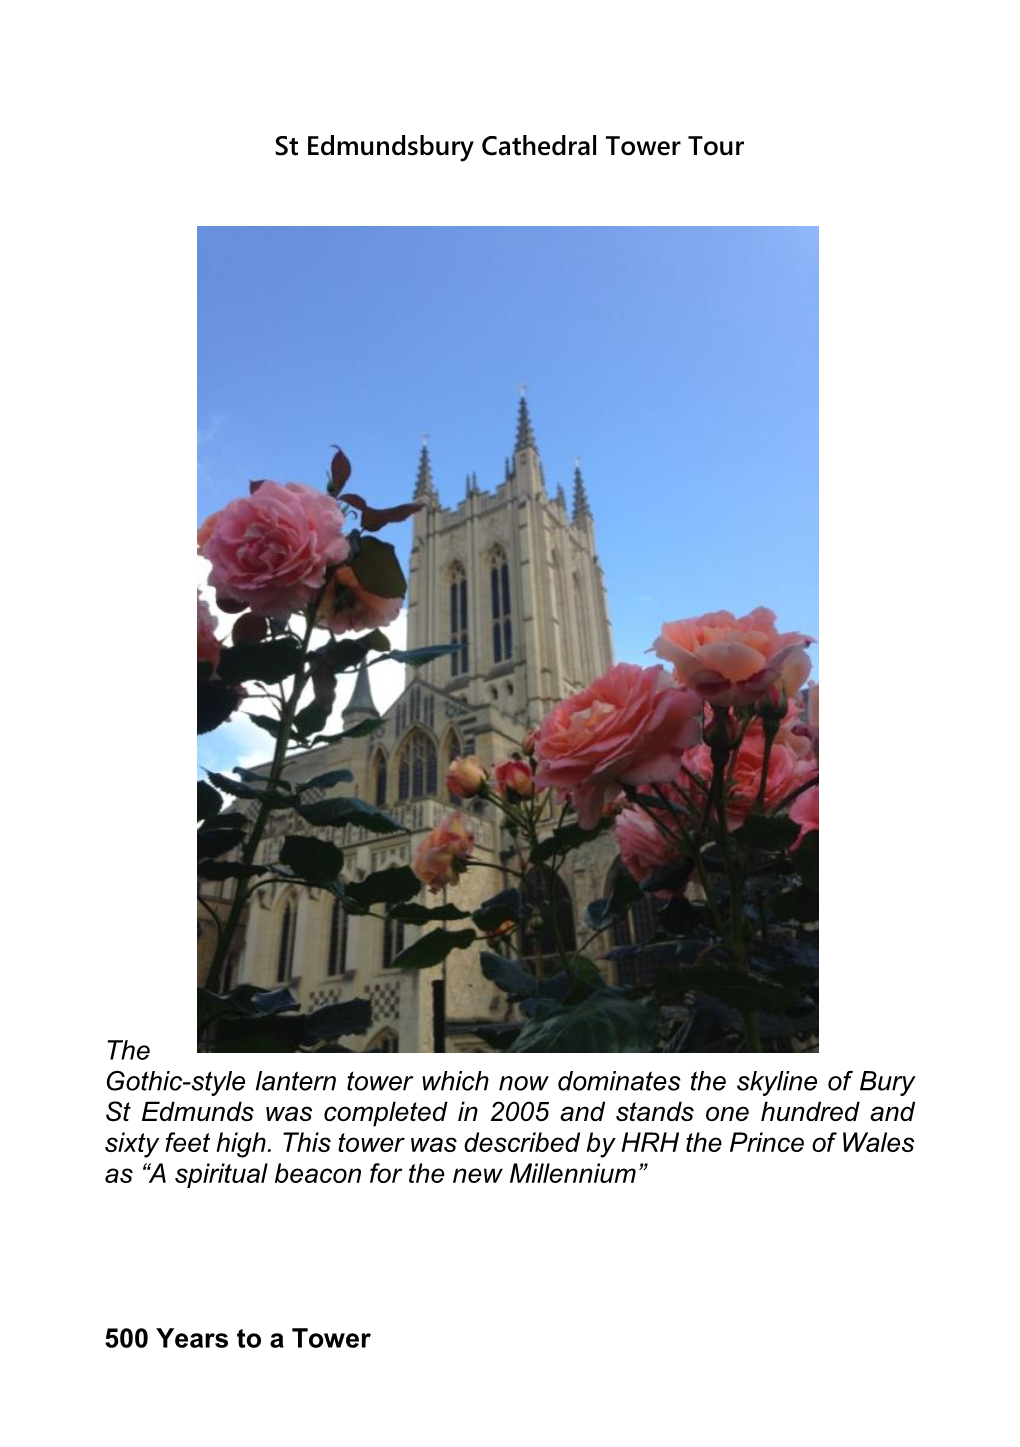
<box><xmin>220</xmin><ymin>398</ymin><xmax>650</xmax><ymax>1052</ymax></box>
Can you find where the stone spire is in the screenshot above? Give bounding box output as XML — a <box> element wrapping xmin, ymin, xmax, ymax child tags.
<box><xmin>342</xmin><ymin>660</ymin><xmax>379</xmax><ymax>727</ymax></box>
<box><xmin>504</xmin><ymin>456</ymin><xmax>512</xmax><ymax>482</ymax></box>
<box><xmin>572</xmin><ymin>464</ymin><xmax>592</xmax><ymax>523</ymax></box>
<box><xmin>465</xmin><ymin>471</ymin><xmax>479</xmax><ymax>497</ymax></box>
<box><xmin>515</xmin><ymin>394</ymin><xmax>537</xmax><ymax>453</ymax></box>
<box><xmin>555</xmin><ymin>483</ymin><xmax>567</xmax><ymax>510</ymax></box>
<box><xmin>414</xmin><ymin>443</ymin><xmax>436</xmax><ymax>500</ymax></box>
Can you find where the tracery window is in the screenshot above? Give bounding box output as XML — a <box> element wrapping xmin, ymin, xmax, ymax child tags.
<box><xmin>327</xmin><ymin>896</ymin><xmax>348</xmax><ymax>977</ymax></box>
<box><xmin>449</xmin><ymin>562</ymin><xmax>469</xmax><ymax>677</ymax></box>
<box><xmin>397</xmin><ymin>730</ymin><xmax>437</xmax><ymax>801</ymax></box>
<box><xmin>490</xmin><ymin>546</ymin><xmax>512</xmax><ymax>663</ymax></box>
<box><xmin>276</xmin><ymin>899</ymin><xmax>297</xmax><ymax>983</ymax></box>
<box><xmin>382</xmin><ymin>914</ymin><xmax>406</xmax><ymax>969</ymax></box>
<box><xmin>520</xmin><ymin>868</ymin><xmax>576</xmax><ymax>970</ymax></box>
<box><xmin>372</xmin><ymin>750</ymin><xmax>387</xmax><ymax>807</ymax></box>
<box><xmin>607</xmin><ymin>863</ymin><xmax>675</xmax><ymax>987</ymax></box>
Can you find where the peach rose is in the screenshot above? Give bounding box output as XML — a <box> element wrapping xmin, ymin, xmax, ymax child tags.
<box><xmin>494</xmin><ymin>759</ymin><xmax>534</xmax><ymax>798</ymax></box>
<box><xmin>684</xmin><ymin>724</ymin><xmax>818</xmax><ymax>829</ymax></box>
<box><xmin>198</xmin><ymin>591</ymin><xmax>221</xmax><ymax>671</ymax></box>
<box><xmin>790</xmin><ymin>784</ymin><xmax>819</xmax><ymax>848</ymax></box>
<box><xmin>412</xmin><ymin>811</ymin><xmax>476</xmax><ymax>893</ymax></box>
<box><xmin>446</xmin><ymin>755</ymin><xmax>488</xmax><ymax>798</ymax></box>
<box><xmin>316</xmin><ymin>564</ymin><xmax>403</xmax><ymax>635</ymax></box>
<box><xmin>533</xmin><ymin>663</ymin><xmax>703</xmax><ymax>829</ymax></box>
<box><xmin>654</xmin><ymin>607</ymin><xmax>813</xmax><ymax>707</ymax></box>
<box><xmin>614</xmin><ymin>787</ymin><xmax>690</xmax><ymax>892</ymax></box>
<box><xmin>198</xmin><ymin>481</ymin><xmax>349</xmax><ymax>618</ymax></box>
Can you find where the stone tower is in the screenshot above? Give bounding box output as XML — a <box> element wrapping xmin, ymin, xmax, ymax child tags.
<box><xmin>406</xmin><ymin>396</ymin><xmax>613</xmax><ymax>722</ymax></box>
<box><xmin>220</xmin><ymin>397</ymin><xmax>622</xmax><ymax>1052</ymax></box>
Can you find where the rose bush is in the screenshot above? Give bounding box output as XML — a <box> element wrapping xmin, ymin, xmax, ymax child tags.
<box><xmin>654</xmin><ymin>606</ymin><xmax>812</xmax><ymax>707</ymax></box>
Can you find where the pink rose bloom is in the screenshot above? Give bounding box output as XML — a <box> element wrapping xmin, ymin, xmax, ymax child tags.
<box><xmin>790</xmin><ymin>784</ymin><xmax>819</xmax><ymax>848</ymax></box>
<box><xmin>198</xmin><ymin>481</ymin><xmax>349</xmax><ymax>617</ymax></box>
<box><xmin>412</xmin><ymin>811</ymin><xmax>476</xmax><ymax>893</ymax></box>
<box><xmin>654</xmin><ymin>607</ymin><xmax>813</xmax><ymax>707</ymax></box>
<box><xmin>533</xmin><ymin>663</ymin><xmax>703</xmax><ymax>829</ymax></box>
<box><xmin>446</xmin><ymin>755</ymin><xmax>488</xmax><ymax>798</ymax></box>
<box><xmin>197</xmin><ymin>591</ymin><xmax>221</xmax><ymax>671</ymax></box>
<box><xmin>494</xmin><ymin>759</ymin><xmax>534</xmax><ymax>798</ymax></box>
<box><xmin>316</xmin><ymin>564</ymin><xmax>403</xmax><ymax>634</ymax></box>
<box><xmin>684</xmin><ymin>725</ymin><xmax>818</xmax><ymax>829</ymax></box>
<box><xmin>614</xmin><ymin>788</ymin><xmax>689</xmax><ymax>893</ymax></box>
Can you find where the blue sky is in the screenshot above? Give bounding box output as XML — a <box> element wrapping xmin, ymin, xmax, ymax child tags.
<box><xmin>199</xmin><ymin>226</ymin><xmax>817</xmax><ymax>768</ymax></box>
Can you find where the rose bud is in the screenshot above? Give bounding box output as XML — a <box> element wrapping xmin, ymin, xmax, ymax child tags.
<box><xmin>446</xmin><ymin>755</ymin><xmax>488</xmax><ymax>798</ymax></box>
<box><xmin>494</xmin><ymin>759</ymin><xmax>534</xmax><ymax>798</ymax></box>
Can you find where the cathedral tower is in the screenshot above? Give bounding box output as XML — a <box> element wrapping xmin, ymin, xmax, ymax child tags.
<box><xmin>405</xmin><ymin>396</ymin><xmax>613</xmax><ymax>721</ymax></box>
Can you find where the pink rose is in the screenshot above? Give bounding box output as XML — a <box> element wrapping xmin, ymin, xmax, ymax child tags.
<box><xmin>446</xmin><ymin>755</ymin><xmax>488</xmax><ymax>798</ymax></box>
<box><xmin>789</xmin><ymin>784</ymin><xmax>819</xmax><ymax>848</ymax></box>
<box><xmin>494</xmin><ymin>759</ymin><xmax>534</xmax><ymax>798</ymax></box>
<box><xmin>316</xmin><ymin>564</ymin><xmax>403</xmax><ymax>635</ymax></box>
<box><xmin>197</xmin><ymin>591</ymin><xmax>221</xmax><ymax>671</ymax></box>
<box><xmin>198</xmin><ymin>481</ymin><xmax>349</xmax><ymax>618</ymax></box>
<box><xmin>533</xmin><ymin>663</ymin><xmax>703</xmax><ymax>829</ymax></box>
<box><xmin>615</xmin><ymin>786</ymin><xmax>689</xmax><ymax>893</ymax></box>
<box><xmin>412</xmin><ymin>811</ymin><xmax>476</xmax><ymax>893</ymax></box>
<box><xmin>654</xmin><ymin>607</ymin><xmax>813</xmax><ymax>707</ymax></box>
<box><xmin>684</xmin><ymin>722</ymin><xmax>818</xmax><ymax>829</ymax></box>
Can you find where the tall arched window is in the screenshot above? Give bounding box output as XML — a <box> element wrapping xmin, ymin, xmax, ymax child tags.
<box><xmin>372</xmin><ymin>749</ymin><xmax>387</xmax><ymax>807</ymax></box>
<box><xmin>276</xmin><ymin>899</ymin><xmax>296</xmax><ymax>983</ymax></box>
<box><xmin>327</xmin><ymin>896</ymin><xmax>348</xmax><ymax>977</ymax></box>
<box><xmin>382</xmin><ymin>914</ymin><xmax>406</xmax><ymax>969</ymax></box>
<box><xmin>443</xmin><ymin>730</ymin><xmax>462</xmax><ymax>800</ymax></box>
<box><xmin>521</xmin><ymin>868</ymin><xmax>576</xmax><ymax>971</ymax></box>
<box><xmin>397</xmin><ymin>730</ymin><xmax>437</xmax><ymax>801</ymax></box>
<box><xmin>490</xmin><ymin>546</ymin><xmax>512</xmax><ymax>663</ymax></box>
<box><xmin>552</xmin><ymin>551</ymin><xmax>572</xmax><ymax>679</ymax></box>
<box><xmin>449</xmin><ymin>562</ymin><xmax>469</xmax><ymax>677</ymax></box>
<box><xmin>573</xmin><ymin>572</ymin><xmax>592</xmax><ymax>682</ymax></box>
<box><xmin>367</xmin><ymin>1028</ymin><xmax>399</xmax><ymax>1053</ymax></box>
<box><xmin>607</xmin><ymin>863</ymin><xmax>672</xmax><ymax>988</ymax></box>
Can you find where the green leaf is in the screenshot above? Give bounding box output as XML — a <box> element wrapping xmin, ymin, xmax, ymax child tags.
<box><xmin>472</xmin><ymin>888</ymin><xmax>523</xmax><ymax>932</ymax></box>
<box><xmin>198</xmin><ymin>984</ymin><xmax>298</xmax><ymax>1029</ymax></box>
<box><xmin>198</xmin><ymin>676</ymin><xmax>240</xmax><ymax>735</ymax></box>
<box><xmin>480</xmin><ymin>951</ymin><xmax>538</xmax><ymax>998</ymax></box>
<box><xmin>297</xmin><ymin>769</ymin><xmax>355</xmax><ymax>792</ymax></box>
<box><xmin>508</xmin><ymin>991</ymin><xmax>659</xmax><ymax>1053</ymax></box>
<box><xmin>387</xmin><ymin>901</ymin><xmax>472</xmax><ymax>923</ymax></box>
<box><xmin>197</xmin><ymin>780</ymin><xmax>223</xmax><ymax>823</ymax></box>
<box><xmin>736</xmin><ymin>814</ymin><xmax>800</xmax><ymax>851</ymax></box>
<box><xmin>206</xmin><ymin>770</ymin><xmax>292</xmax><ymax>808</ymax></box>
<box><xmin>298</xmin><ymin>796</ymin><xmax>403</xmax><ymax>835</ymax></box>
<box><xmin>197</xmin><ymin>861</ymin><xmax>271</xmax><ymax>882</ymax></box>
<box><xmin>389</xmin><ymin>928</ymin><xmax>477</xmax><ymax>970</ymax></box>
<box><xmin>530</xmin><ymin>819</ymin><xmax>612</xmax><ymax>865</ymax></box>
<box><xmin>474</xmin><ymin>1024</ymin><xmax>521</xmax><ymax>1051</ymax></box>
<box><xmin>249</xmin><ymin>713</ymin><xmax>283</xmax><ymax>739</ymax></box>
<box><xmin>313</xmin><ymin>634</ymin><xmax>387</xmax><ymax>673</ymax></box>
<box><xmin>279</xmin><ymin>835</ymin><xmax>345</xmax><ymax>885</ymax></box>
<box><xmin>300</xmin><ymin>997</ymin><xmax>372</xmax><ymax>1041</ymax></box>
<box><xmin>197</xmin><ymin>827</ymin><xmax>245</xmax><ymax>860</ymax></box>
<box><xmin>217</xmin><ymin>639</ymin><xmax>303</xmax><ymax>686</ymax></box>
<box><xmin>343</xmin><ymin>867</ymin><xmax>422</xmax><ymax>908</ymax></box>
<box><xmin>309</xmin><ymin>715</ymin><xmax>384</xmax><ymax>746</ymax></box>
<box><xmin>349</xmin><ymin>536</ymin><xmax>407</xmax><ymax>599</ymax></box>
<box><xmin>585</xmin><ymin>871</ymin><xmax>643</xmax><ymax>929</ymax></box>
<box><xmin>569</xmin><ymin>955</ymin><xmax>606</xmax><ymax>989</ymax></box>
<box><xmin>654</xmin><ymin>964</ymin><xmax>800</xmax><ymax>1012</ymax></box>
<box><xmin>387</xmin><ymin>644</ymin><xmax>459</xmax><ymax>666</ymax></box>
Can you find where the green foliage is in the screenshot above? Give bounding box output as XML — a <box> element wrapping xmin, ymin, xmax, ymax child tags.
<box><xmin>736</xmin><ymin>814</ymin><xmax>801</xmax><ymax>851</ymax></box>
<box><xmin>472</xmin><ymin>888</ymin><xmax>523</xmax><ymax>932</ymax></box>
<box><xmin>279</xmin><ymin>835</ymin><xmax>345</xmax><ymax>885</ymax></box>
<box><xmin>297</xmin><ymin>769</ymin><xmax>355</xmax><ymax>792</ymax></box>
<box><xmin>206</xmin><ymin>770</ymin><xmax>292</xmax><ymax>808</ymax></box>
<box><xmin>342</xmin><ymin>867</ymin><xmax>422</xmax><ymax>908</ymax></box>
<box><xmin>387</xmin><ymin>644</ymin><xmax>460</xmax><ymax>666</ymax></box>
<box><xmin>197</xmin><ymin>780</ymin><xmax>222</xmax><ymax>823</ymax></box>
<box><xmin>197</xmin><ymin>826</ymin><xmax>245</xmax><ymax>860</ymax></box>
<box><xmin>388</xmin><ymin>928</ymin><xmax>477</xmax><ymax>970</ymax></box>
<box><xmin>198</xmin><ymin>676</ymin><xmax>241</xmax><ymax>734</ymax></box>
<box><xmin>297</xmin><ymin>796</ymin><xmax>403</xmax><ymax>834</ymax></box>
<box><xmin>217</xmin><ymin>639</ymin><xmax>303</xmax><ymax>686</ymax></box>
<box><xmin>349</xmin><ymin>536</ymin><xmax>407</xmax><ymax>599</ymax></box>
<box><xmin>508</xmin><ymin>991</ymin><xmax>659</xmax><ymax>1053</ymax></box>
<box><xmin>388</xmin><ymin>901</ymin><xmax>472</xmax><ymax>923</ymax></box>
<box><xmin>530</xmin><ymin>817</ymin><xmax>613</xmax><ymax>865</ymax></box>
<box><xmin>479</xmin><ymin>951</ymin><xmax>538</xmax><ymax>998</ymax></box>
